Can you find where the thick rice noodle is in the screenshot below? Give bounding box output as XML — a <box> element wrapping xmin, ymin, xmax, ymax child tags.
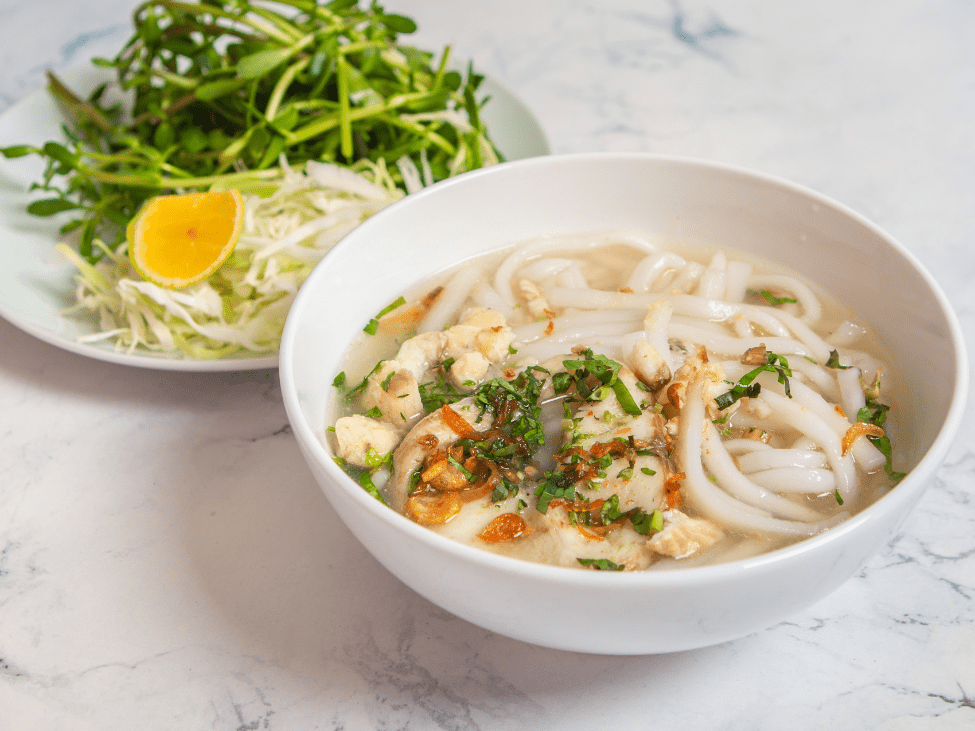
<box><xmin>332</xmin><ymin>230</ymin><xmax>902</xmax><ymax>571</ymax></box>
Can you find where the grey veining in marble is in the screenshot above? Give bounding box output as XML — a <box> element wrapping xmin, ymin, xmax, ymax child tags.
<box><xmin>1</xmin><ymin>1</ymin><xmax>973</xmax><ymax>729</ymax></box>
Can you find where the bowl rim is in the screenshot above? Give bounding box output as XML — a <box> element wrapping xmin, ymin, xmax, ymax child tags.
<box><xmin>280</xmin><ymin>151</ymin><xmax>969</xmax><ymax>588</ymax></box>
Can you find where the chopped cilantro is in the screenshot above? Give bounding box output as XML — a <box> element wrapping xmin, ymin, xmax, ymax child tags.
<box><xmin>472</xmin><ymin>367</ymin><xmax>548</xmax><ymax>455</ymax></box>
<box><xmin>594</xmin><ymin>495</ymin><xmax>661</xmax><ymax>536</ymax></box>
<box><xmin>418</xmin><ymin>370</ymin><xmax>465</xmax><ymax>412</ymax></box>
<box><xmin>363</xmin><ymin>296</ymin><xmax>407</xmax><ymax>335</ymax></box>
<box><xmin>552</xmin><ymin>371</ymin><xmax>574</xmax><ymax>395</ymax></box>
<box><xmin>750</xmin><ymin>288</ymin><xmax>798</xmax><ymax>307</ymax></box>
<box><xmin>577</xmin><ymin>557</ymin><xmax>625</xmax><ymax>571</ymax></box>
<box><xmin>715</xmin><ymin>351</ymin><xmax>792</xmax><ymax>410</ymax></box>
<box><xmin>858</xmin><ymin>396</ymin><xmax>907</xmax><ymax>483</ymax></box>
<box><xmin>447</xmin><ymin>455</ymin><xmax>476</xmax><ymax>482</ymax></box>
<box><xmin>561</xmin><ymin>349</ymin><xmax>642</xmax><ymax>416</ymax></box>
<box><xmin>535</xmin><ymin>470</ymin><xmax>578</xmax><ymax>513</ymax></box>
<box><xmin>825</xmin><ymin>350</ymin><xmax>851</xmax><ymax>369</ymax></box>
<box><xmin>364</xmin><ymin>447</ymin><xmax>390</xmax><ymax>469</ymax></box>
<box><xmin>409</xmin><ymin>365</ymin><xmax>553</xmax><ymax>506</ymax></box>
<box><xmin>333</xmin><ymin>456</ymin><xmax>389</xmax><ymax>506</ymax></box>
<box><xmin>344</xmin><ymin>361</ymin><xmax>384</xmax><ymax>402</ymax></box>
<box><xmin>492</xmin><ymin>477</ymin><xmax>520</xmax><ymax>502</ymax></box>
<box><xmin>363</xmin><ymin>320</ymin><xmax>380</xmax><ymax>336</ymax></box>
<box><xmin>357</xmin><ymin>470</ymin><xmax>387</xmax><ymax>504</ymax></box>
<box><xmin>600</xmin><ymin>494</ymin><xmax>624</xmax><ymax>522</ymax></box>
<box><xmin>632</xmin><ymin>509</ymin><xmax>664</xmax><ymax>535</ymax></box>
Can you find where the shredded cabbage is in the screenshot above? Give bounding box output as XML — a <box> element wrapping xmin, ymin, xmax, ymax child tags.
<box><xmin>58</xmin><ymin>158</ymin><xmax>405</xmax><ymax>359</ymax></box>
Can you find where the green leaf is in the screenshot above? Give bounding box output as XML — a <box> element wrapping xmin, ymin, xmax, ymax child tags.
<box><xmin>237</xmin><ymin>47</ymin><xmax>298</xmax><ymax>79</ymax></box>
<box><xmin>5</xmin><ymin>0</ymin><xmax>501</xmax><ymax>268</ymax></box>
<box><xmin>631</xmin><ymin>508</ymin><xmax>663</xmax><ymax>535</ymax></box>
<box><xmin>326</xmin><ymin>0</ymin><xmax>359</xmax><ymax>11</ymax></box>
<box><xmin>611</xmin><ymin>379</ymin><xmax>642</xmax><ymax>416</ymax></box>
<box><xmin>27</xmin><ymin>198</ymin><xmax>81</xmax><ymax>216</ymax></box>
<box><xmin>195</xmin><ymin>77</ymin><xmax>249</xmax><ymax>101</ymax></box>
<box><xmin>246</xmin><ymin>126</ymin><xmax>272</xmax><ymax>158</ymax></box>
<box><xmin>256</xmin><ymin>136</ymin><xmax>286</xmax><ymax>169</ymax></box>
<box><xmin>41</xmin><ymin>141</ymin><xmax>78</xmax><ymax>169</ymax></box>
<box><xmin>180</xmin><ymin>127</ymin><xmax>209</xmax><ymax>154</ymax></box>
<box><xmin>270</xmin><ymin>106</ymin><xmax>299</xmax><ymax>132</ymax></box>
<box><xmin>358</xmin><ymin>470</ymin><xmax>388</xmax><ymax>505</ymax></box>
<box><xmin>153</xmin><ymin>122</ymin><xmax>175</xmax><ymax>150</ymax></box>
<box><xmin>552</xmin><ymin>371</ymin><xmax>573</xmax><ymax>395</ymax></box>
<box><xmin>380</xmin><ymin>13</ymin><xmax>418</xmax><ymax>34</ymax></box>
<box><xmin>0</xmin><ymin>145</ymin><xmax>33</xmax><ymax>158</ymax></box>
<box><xmin>442</xmin><ymin>70</ymin><xmax>462</xmax><ymax>91</ymax></box>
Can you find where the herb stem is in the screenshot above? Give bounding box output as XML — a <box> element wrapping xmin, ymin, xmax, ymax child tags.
<box><xmin>286</xmin><ymin>89</ymin><xmax>452</xmax><ymax>146</ymax></box>
<box><xmin>265</xmin><ymin>57</ymin><xmax>310</xmax><ymax>121</ymax></box>
<box><xmin>45</xmin><ymin>72</ymin><xmax>114</xmax><ymax>132</ymax></box>
<box><xmin>336</xmin><ymin>54</ymin><xmax>353</xmax><ymax>159</ymax></box>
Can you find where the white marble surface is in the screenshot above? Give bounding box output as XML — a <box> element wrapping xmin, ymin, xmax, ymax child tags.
<box><xmin>0</xmin><ymin>0</ymin><xmax>973</xmax><ymax>728</ymax></box>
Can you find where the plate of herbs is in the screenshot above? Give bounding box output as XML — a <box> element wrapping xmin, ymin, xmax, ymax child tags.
<box><xmin>0</xmin><ymin>0</ymin><xmax>549</xmax><ymax>371</ymax></box>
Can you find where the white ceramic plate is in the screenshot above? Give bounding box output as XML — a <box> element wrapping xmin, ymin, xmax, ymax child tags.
<box><xmin>0</xmin><ymin>66</ymin><xmax>550</xmax><ymax>371</ymax></box>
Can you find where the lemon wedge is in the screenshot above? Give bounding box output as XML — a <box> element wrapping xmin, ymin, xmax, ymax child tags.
<box><xmin>128</xmin><ymin>189</ymin><xmax>244</xmax><ymax>289</ymax></box>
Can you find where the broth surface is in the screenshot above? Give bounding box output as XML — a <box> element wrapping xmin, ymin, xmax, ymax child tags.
<box><xmin>328</xmin><ymin>231</ymin><xmax>903</xmax><ymax>571</ymax></box>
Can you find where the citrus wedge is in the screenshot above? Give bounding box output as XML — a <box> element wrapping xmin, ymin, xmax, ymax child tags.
<box><xmin>128</xmin><ymin>189</ymin><xmax>244</xmax><ymax>289</ymax></box>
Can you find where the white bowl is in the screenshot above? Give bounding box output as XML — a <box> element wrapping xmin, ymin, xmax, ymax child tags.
<box><xmin>279</xmin><ymin>153</ymin><xmax>967</xmax><ymax>655</ymax></box>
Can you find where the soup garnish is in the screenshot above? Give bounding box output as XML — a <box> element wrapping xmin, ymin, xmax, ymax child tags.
<box><xmin>328</xmin><ymin>231</ymin><xmax>903</xmax><ymax>571</ymax></box>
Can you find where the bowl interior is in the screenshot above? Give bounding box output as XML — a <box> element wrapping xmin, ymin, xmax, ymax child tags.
<box><xmin>284</xmin><ymin>153</ymin><xmax>963</xmax><ymax>485</ymax></box>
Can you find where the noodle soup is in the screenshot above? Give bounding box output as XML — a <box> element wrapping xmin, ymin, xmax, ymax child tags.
<box><xmin>328</xmin><ymin>230</ymin><xmax>903</xmax><ymax>572</ymax></box>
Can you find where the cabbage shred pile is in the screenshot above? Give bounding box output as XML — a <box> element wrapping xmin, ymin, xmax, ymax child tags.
<box><xmin>59</xmin><ymin>160</ymin><xmax>402</xmax><ymax>358</ymax></box>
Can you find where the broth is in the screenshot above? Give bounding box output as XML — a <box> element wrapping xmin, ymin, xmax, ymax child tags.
<box><xmin>327</xmin><ymin>230</ymin><xmax>903</xmax><ymax>571</ymax></box>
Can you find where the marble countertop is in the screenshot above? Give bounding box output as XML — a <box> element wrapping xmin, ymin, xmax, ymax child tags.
<box><xmin>1</xmin><ymin>1</ymin><xmax>973</xmax><ymax>728</ymax></box>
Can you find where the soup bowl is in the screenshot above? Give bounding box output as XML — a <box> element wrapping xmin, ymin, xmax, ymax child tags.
<box><xmin>279</xmin><ymin>153</ymin><xmax>967</xmax><ymax>655</ymax></box>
